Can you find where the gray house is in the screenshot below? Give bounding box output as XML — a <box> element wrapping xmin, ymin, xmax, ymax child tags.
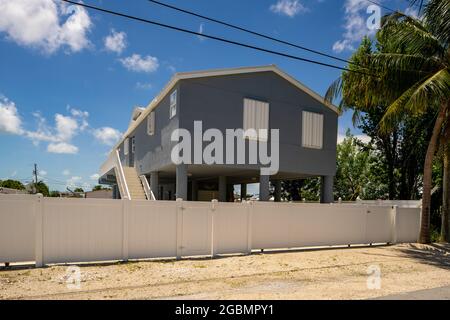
<box><xmin>99</xmin><ymin>65</ymin><xmax>339</xmax><ymax>202</ymax></box>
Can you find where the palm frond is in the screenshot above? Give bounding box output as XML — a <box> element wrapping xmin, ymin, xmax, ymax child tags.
<box><xmin>423</xmin><ymin>0</ymin><xmax>450</xmax><ymax>46</ymax></box>
<box><xmin>369</xmin><ymin>53</ymin><xmax>442</xmax><ymax>75</ymax></box>
<box><xmin>325</xmin><ymin>77</ymin><xmax>342</xmax><ymax>105</ymax></box>
<box><xmin>380</xmin><ymin>68</ymin><xmax>450</xmax><ymax>132</ymax></box>
<box><xmin>380</xmin><ymin>13</ymin><xmax>444</xmax><ymax>56</ymax></box>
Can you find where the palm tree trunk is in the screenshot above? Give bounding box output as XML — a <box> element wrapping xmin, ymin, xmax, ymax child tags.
<box><xmin>441</xmin><ymin>123</ymin><xmax>450</xmax><ymax>242</ymax></box>
<box><xmin>419</xmin><ymin>105</ymin><xmax>446</xmax><ymax>243</ymax></box>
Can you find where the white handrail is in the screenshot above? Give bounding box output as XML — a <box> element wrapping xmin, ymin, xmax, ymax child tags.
<box><xmin>115</xmin><ymin>150</ymin><xmax>131</xmax><ymax>200</ymax></box>
<box><xmin>139</xmin><ymin>175</ymin><xmax>156</xmax><ymax>200</ymax></box>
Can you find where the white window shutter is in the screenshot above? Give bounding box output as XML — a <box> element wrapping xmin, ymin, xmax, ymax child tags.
<box><xmin>302</xmin><ymin>111</ymin><xmax>323</xmax><ymax>149</ymax></box>
<box><xmin>124</xmin><ymin>137</ymin><xmax>129</xmax><ymax>155</ymax></box>
<box><xmin>243</xmin><ymin>98</ymin><xmax>269</xmax><ymax>141</ymax></box>
<box><xmin>147</xmin><ymin>111</ymin><xmax>155</xmax><ymax>135</ymax></box>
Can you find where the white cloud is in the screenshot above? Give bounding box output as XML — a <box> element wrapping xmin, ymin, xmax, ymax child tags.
<box><xmin>62</xmin><ymin>169</ymin><xmax>70</xmax><ymax>176</ymax></box>
<box><xmin>47</xmin><ymin>142</ymin><xmax>78</xmax><ymax>154</ymax></box>
<box><xmin>198</xmin><ymin>23</ymin><xmax>205</xmax><ymax>41</ymax></box>
<box><xmin>0</xmin><ymin>96</ymin><xmax>23</xmax><ymax>134</ymax></box>
<box><xmin>1</xmin><ymin>95</ymin><xmax>121</xmax><ymax>154</ymax></box>
<box><xmin>270</xmin><ymin>0</ymin><xmax>308</xmax><ymax>17</ymax></box>
<box><xmin>69</xmin><ymin>107</ymin><xmax>89</xmax><ymax>131</ymax></box>
<box><xmin>136</xmin><ymin>82</ymin><xmax>153</xmax><ymax>90</ymax></box>
<box><xmin>93</xmin><ymin>127</ymin><xmax>122</xmax><ymax>146</ymax></box>
<box><xmin>55</xmin><ymin>114</ymin><xmax>78</xmax><ymax>141</ymax></box>
<box><xmin>104</xmin><ymin>29</ymin><xmax>127</xmax><ymax>54</ymax></box>
<box><xmin>90</xmin><ymin>173</ymin><xmax>100</xmax><ymax>180</ymax></box>
<box><xmin>66</xmin><ymin>176</ymin><xmax>82</xmax><ymax>189</ymax></box>
<box><xmin>0</xmin><ymin>0</ymin><xmax>92</xmax><ymax>54</ymax></box>
<box><xmin>119</xmin><ymin>54</ymin><xmax>159</xmax><ymax>73</ymax></box>
<box><xmin>332</xmin><ymin>0</ymin><xmax>377</xmax><ymax>53</ymax></box>
<box><xmin>39</xmin><ymin>170</ymin><xmax>47</xmax><ymax>176</ymax></box>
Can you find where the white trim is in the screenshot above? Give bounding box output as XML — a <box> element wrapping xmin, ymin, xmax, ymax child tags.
<box><xmin>102</xmin><ymin>65</ymin><xmax>339</xmax><ymax>162</ymax></box>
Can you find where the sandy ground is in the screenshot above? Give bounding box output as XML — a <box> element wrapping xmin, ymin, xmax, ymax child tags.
<box><xmin>1</xmin><ymin>243</ymin><xmax>449</xmax><ymax>300</ymax></box>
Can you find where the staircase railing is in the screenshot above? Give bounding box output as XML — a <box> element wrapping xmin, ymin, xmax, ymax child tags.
<box><xmin>115</xmin><ymin>150</ymin><xmax>131</xmax><ymax>200</ymax></box>
<box><xmin>139</xmin><ymin>175</ymin><xmax>156</xmax><ymax>200</ymax></box>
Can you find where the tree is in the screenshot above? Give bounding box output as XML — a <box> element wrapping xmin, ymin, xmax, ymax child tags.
<box><xmin>35</xmin><ymin>181</ymin><xmax>50</xmax><ymax>197</ymax></box>
<box><xmin>335</xmin><ymin>130</ymin><xmax>388</xmax><ymax>200</ymax></box>
<box><xmin>49</xmin><ymin>191</ymin><xmax>60</xmax><ymax>197</ymax></box>
<box><xmin>441</xmin><ymin>124</ymin><xmax>450</xmax><ymax>241</ymax></box>
<box><xmin>92</xmin><ymin>185</ymin><xmax>111</xmax><ymax>191</ymax></box>
<box><xmin>74</xmin><ymin>188</ymin><xmax>84</xmax><ymax>193</ymax></box>
<box><xmin>0</xmin><ymin>179</ymin><xmax>25</xmax><ymax>190</ymax></box>
<box><xmin>327</xmin><ymin>0</ymin><xmax>450</xmax><ymax>243</ymax></box>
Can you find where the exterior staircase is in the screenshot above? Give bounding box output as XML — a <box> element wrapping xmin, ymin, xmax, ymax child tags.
<box><xmin>122</xmin><ymin>167</ymin><xmax>146</xmax><ymax>200</ymax></box>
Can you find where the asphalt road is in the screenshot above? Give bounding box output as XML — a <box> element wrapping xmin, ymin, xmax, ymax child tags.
<box><xmin>375</xmin><ymin>286</ymin><xmax>450</xmax><ymax>300</ymax></box>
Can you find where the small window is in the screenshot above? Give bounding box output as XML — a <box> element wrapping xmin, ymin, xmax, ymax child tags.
<box><xmin>169</xmin><ymin>90</ymin><xmax>177</xmax><ymax>119</ymax></box>
<box><xmin>302</xmin><ymin>111</ymin><xmax>324</xmax><ymax>149</ymax></box>
<box><xmin>147</xmin><ymin>111</ymin><xmax>155</xmax><ymax>135</ymax></box>
<box><xmin>124</xmin><ymin>138</ymin><xmax>129</xmax><ymax>155</ymax></box>
<box><xmin>131</xmin><ymin>137</ymin><xmax>135</xmax><ymax>153</ymax></box>
<box><xmin>243</xmin><ymin>98</ymin><xmax>269</xmax><ymax>141</ymax></box>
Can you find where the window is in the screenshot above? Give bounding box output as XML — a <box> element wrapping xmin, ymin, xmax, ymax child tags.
<box><xmin>169</xmin><ymin>90</ymin><xmax>177</xmax><ymax>119</ymax></box>
<box><xmin>131</xmin><ymin>136</ymin><xmax>135</xmax><ymax>153</ymax></box>
<box><xmin>147</xmin><ymin>111</ymin><xmax>155</xmax><ymax>135</ymax></box>
<box><xmin>124</xmin><ymin>137</ymin><xmax>129</xmax><ymax>155</ymax></box>
<box><xmin>243</xmin><ymin>98</ymin><xmax>269</xmax><ymax>141</ymax></box>
<box><xmin>302</xmin><ymin>111</ymin><xmax>324</xmax><ymax>149</ymax></box>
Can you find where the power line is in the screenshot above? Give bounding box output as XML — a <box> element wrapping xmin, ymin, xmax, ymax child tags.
<box><xmin>147</xmin><ymin>0</ymin><xmax>354</xmax><ymax>66</ymax></box>
<box><xmin>60</xmin><ymin>0</ymin><xmax>375</xmax><ymax>76</ymax></box>
<box><xmin>365</xmin><ymin>0</ymin><xmax>399</xmax><ymax>12</ymax></box>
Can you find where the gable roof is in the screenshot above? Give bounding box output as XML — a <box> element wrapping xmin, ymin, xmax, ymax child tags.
<box><xmin>111</xmin><ymin>65</ymin><xmax>339</xmax><ymax>153</ymax></box>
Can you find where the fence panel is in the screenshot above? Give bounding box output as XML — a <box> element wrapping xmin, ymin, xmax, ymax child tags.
<box><xmin>251</xmin><ymin>203</ymin><xmax>368</xmax><ymax>249</ymax></box>
<box><xmin>396</xmin><ymin>207</ymin><xmax>421</xmax><ymax>243</ymax></box>
<box><xmin>0</xmin><ymin>194</ymin><xmax>36</xmax><ymax>263</ymax></box>
<box><xmin>181</xmin><ymin>202</ymin><xmax>212</xmax><ymax>257</ymax></box>
<box><xmin>128</xmin><ymin>200</ymin><xmax>178</xmax><ymax>259</ymax></box>
<box><xmin>42</xmin><ymin>198</ymin><xmax>123</xmax><ymax>264</ymax></box>
<box><xmin>0</xmin><ymin>195</ymin><xmax>423</xmax><ymax>266</ymax></box>
<box><xmin>365</xmin><ymin>206</ymin><xmax>393</xmax><ymax>243</ymax></box>
<box><xmin>213</xmin><ymin>202</ymin><xmax>249</xmax><ymax>254</ymax></box>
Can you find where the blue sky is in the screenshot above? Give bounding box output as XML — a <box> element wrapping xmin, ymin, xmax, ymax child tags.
<box><xmin>0</xmin><ymin>0</ymin><xmax>418</xmax><ymax>191</ymax></box>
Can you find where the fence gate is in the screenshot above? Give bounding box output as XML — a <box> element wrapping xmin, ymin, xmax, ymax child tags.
<box><xmin>180</xmin><ymin>202</ymin><xmax>212</xmax><ymax>257</ymax></box>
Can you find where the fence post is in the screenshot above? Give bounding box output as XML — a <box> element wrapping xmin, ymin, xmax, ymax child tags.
<box><xmin>246</xmin><ymin>201</ymin><xmax>253</xmax><ymax>255</ymax></box>
<box><xmin>390</xmin><ymin>205</ymin><xmax>398</xmax><ymax>244</ymax></box>
<box><xmin>176</xmin><ymin>198</ymin><xmax>183</xmax><ymax>260</ymax></box>
<box><xmin>35</xmin><ymin>194</ymin><xmax>43</xmax><ymax>268</ymax></box>
<box><xmin>211</xmin><ymin>199</ymin><xmax>218</xmax><ymax>258</ymax></box>
<box><xmin>122</xmin><ymin>199</ymin><xmax>130</xmax><ymax>262</ymax></box>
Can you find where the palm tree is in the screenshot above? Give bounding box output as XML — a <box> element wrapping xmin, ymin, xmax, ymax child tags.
<box><xmin>327</xmin><ymin>0</ymin><xmax>449</xmax><ymax>243</ymax></box>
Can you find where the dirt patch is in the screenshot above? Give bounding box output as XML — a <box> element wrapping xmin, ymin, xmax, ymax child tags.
<box><xmin>1</xmin><ymin>243</ymin><xmax>449</xmax><ymax>300</ymax></box>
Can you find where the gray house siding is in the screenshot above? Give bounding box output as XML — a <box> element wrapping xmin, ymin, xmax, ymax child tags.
<box><xmin>107</xmin><ymin>67</ymin><xmax>338</xmax><ymax>202</ymax></box>
<box><xmin>178</xmin><ymin>71</ymin><xmax>337</xmax><ymax>176</ymax></box>
<box><xmin>119</xmin><ymin>83</ymin><xmax>181</xmax><ymax>176</ymax></box>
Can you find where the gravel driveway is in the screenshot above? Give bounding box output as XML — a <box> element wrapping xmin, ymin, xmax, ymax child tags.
<box><xmin>1</xmin><ymin>243</ymin><xmax>449</xmax><ymax>300</ymax></box>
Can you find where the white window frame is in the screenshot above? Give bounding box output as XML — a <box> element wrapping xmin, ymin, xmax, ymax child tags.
<box><xmin>147</xmin><ymin>111</ymin><xmax>155</xmax><ymax>135</ymax></box>
<box><xmin>302</xmin><ymin>111</ymin><xmax>324</xmax><ymax>149</ymax></box>
<box><xmin>169</xmin><ymin>90</ymin><xmax>177</xmax><ymax>119</ymax></box>
<box><xmin>124</xmin><ymin>137</ymin><xmax>129</xmax><ymax>155</ymax></box>
<box><xmin>243</xmin><ymin>98</ymin><xmax>269</xmax><ymax>142</ymax></box>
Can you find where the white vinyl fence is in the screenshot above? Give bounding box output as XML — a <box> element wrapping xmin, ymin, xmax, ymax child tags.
<box><xmin>0</xmin><ymin>194</ymin><xmax>421</xmax><ymax>267</ymax></box>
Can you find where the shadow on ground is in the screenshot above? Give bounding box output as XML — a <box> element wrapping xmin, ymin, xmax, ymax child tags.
<box><xmin>396</xmin><ymin>243</ymin><xmax>450</xmax><ymax>270</ymax></box>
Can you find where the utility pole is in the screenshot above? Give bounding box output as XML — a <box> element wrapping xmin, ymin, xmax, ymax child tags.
<box><xmin>33</xmin><ymin>163</ymin><xmax>38</xmax><ymax>194</ymax></box>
